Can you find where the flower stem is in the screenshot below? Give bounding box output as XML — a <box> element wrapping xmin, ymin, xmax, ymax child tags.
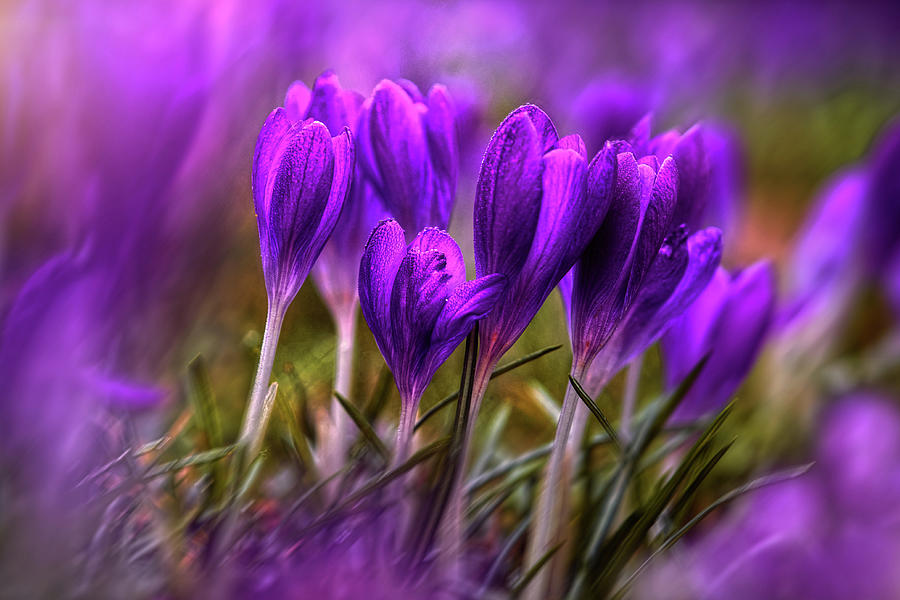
<box><xmin>329</xmin><ymin>309</ymin><xmax>357</xmax><ymax>468</ymax></box>
<box><xmin>239</xmin><ymin>301</ymin><xmax>285</xmax><ymax>456</ymax></box>
<box><xmin>522</xmin><ymin>366</ymin><xmax>585</xmax><ymax>600</ymax></box>
<box><xmin>394</xmin><ymin>396</ymin><xmax>419</xmax><ymax>466</ymax></box>
<box><xmin>621</xmin><ymin>354</ymin><xmax>643</xmax><ymax>444</ymax></box>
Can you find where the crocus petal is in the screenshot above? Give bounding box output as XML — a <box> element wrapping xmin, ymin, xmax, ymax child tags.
<box><xmin>251</xmin><ymin>107</ymin><xmax>292</xmax><ymax>219</ymax></box>
<box><xmin>265</xmin><ymin>121</ymin><xmax>336</xmax><ymax>298</ymax></box>
<box><xmin>667</xmin><ymin>260</ymin><xmax>775</xmax><ymax>422</ymax></box>
<box><xmin>557</xmin><ymin>133</ymin><xmax>587</xmax><ymax>157</ymax></box>
<box><xmin>425</xmin><ymin>84</ymin><xmax>458</xmax><ymax>228</ymax></box>
<box><xmin>359</xmin><ymin>219</ymin><xmax>406</xmax><ymax>363</ymax></box>
<box><xmin>408</xmin><ymin>227</ymin><xmax>466</xmax><ymax>289</ymax></box>
<box><xmin>603</xmin><ymin>226</ymin><xmax>723</xmax><ymax>378</ymax></box>
<box><xmin>670</xmin><ymin>125</ymin><xmax>710</xmax><ymax>229</ymax></box>
<box><xmin>428</xmin><ymin>273</ymin><xmax>507</xmax><ymax>374</ymax></box>
<box><xmin>474</xmin><ymin>107</ymin><xmax>553</xmax><ymax>278</ymax></box>
<box><xmin>367</xmin><ymin>79</ymin><xmax>430</xmax><ymax>232</ymax></box>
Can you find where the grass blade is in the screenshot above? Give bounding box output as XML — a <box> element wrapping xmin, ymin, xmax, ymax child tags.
<box><xmin>511</xmin><ymin>542</ymin><xmax>564</xmax><ymax>597</ymax></box>
<box><xmin>570</xmin><ymin>376</ymin><xmax>622</xmax><ymax>452</ymax></box>
<box><xmin>334</xmin><ymin>391</ymin><xmax>390</xmax><ymax>464</ymax></box>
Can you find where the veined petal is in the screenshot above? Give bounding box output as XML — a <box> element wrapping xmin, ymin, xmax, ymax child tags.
<box><xmin>557</xmin><ymin>133</ymin><xmax>587</xmax><ymax>157</ymax></box>
<box><xmin>266</xmin><ymin>121</ymin><xmax>336</xmax><ymax>298</ymax></box>
<box><xmin>429</xmin><ymin>274</ymin><xmax>506</xmax><ymax>374</ymax></box>
<box><xmin>305</xmin><ymin>70</ymin><xmax>353</xmax><ymax>134</ymax></box>
<box><xmin>251</xmin><ymin>107</ymin><xmax>293</xmax><ymax>219</ymax></box>
<box><xmin>474</xmin><ymin>109</ymin><xmax>548</xmax><ymax>278</ymax></box>
<box><xmin>425</xmin><ymin>84</ymin><xmax>458</xmax><ymax>228</ymax></box>
<box><xmin>408</xmin><ymin>227</ymin><xmax>466</xmax><ymax>289</ymax></box>
<box><xmin>368</xmin><ymin>79</ymin><xmax>429</xmax><ymax>232</ymax></box>
<box><xmin>358</xmin><ymin>219</ymin><xmax>406</xmax><ymax>363</ymax></box>
<box><xmin>613</xmin><ymin>226</ymin><xmax>723</xmax><ymax>369</ymax></box>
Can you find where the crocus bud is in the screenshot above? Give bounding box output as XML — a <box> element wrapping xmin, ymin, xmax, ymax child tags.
<box><xmin>358</xmin><ymin>219</ymin><xmax>504</xmax><ymax>456</ymax></box>
<box><xmin>568</xmin><ymin>147</ymin><xmax>678</xmax><ymax>371</ymax></box>
<box><xmin>358</xmin><ymin>79</ymin><xmax>458</xmax><ymax>234</ymax></box>
<box><xmin>251</xmin><ymin>106</ymin><xmax>354</xmax><ymax>310</ymax></box>
<box><xmin>475</xmin><ymin>104</ymin><xmax>617</xmax><ymax>371</ymax></box>
<box><xmin>663</xmin><ymin>261</ymin><xmax>775</xmax><ymax>422</ymax></box>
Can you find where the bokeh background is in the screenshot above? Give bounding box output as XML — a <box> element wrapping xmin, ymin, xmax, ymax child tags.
<box><xmin>2</xmin><ymin>1</ymin><xmax>900</xmax><ymax>596</ymax></box>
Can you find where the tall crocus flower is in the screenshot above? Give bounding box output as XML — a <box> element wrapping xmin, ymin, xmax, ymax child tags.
<box><xmin>241</xmin><ymin>106</ymin><xmax>354</xmax><ymax>457</ymax></box>
<box><xmin>358</xmin><ymin>219</ymin><xmax>504</xmax><ymax>461</ymax></box>
<box><xmin>662</xmin><ymin>262</ymin><xmax>776</xmax><ymax>423</ymax></box>
<box><xmin>526</xmin><ymin>146</ymin><xmax>718</xmax><ymax>596</ymax></box>
<box><xmin>284</xmin><ymin>70</ymin><xmax>388</xmax><ymax>470</ymax></box>
<box><xmin>472</xmin><ymin>105</ymin><xmax>617</xmax><ymax>426</ymax></box>
<box><xmin>357</xmin><ymin>79</ymin><xmax>458</xmax><ymax>235</ymax></box>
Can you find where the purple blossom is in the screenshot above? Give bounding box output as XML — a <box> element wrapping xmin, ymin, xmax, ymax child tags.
<box><xmin>866</xmin><ymin>119</ymin><xmax>900</xmax><ymax>275</ymax></box>
<box><xmin>568</xmin><ymin>148</ymin><xmax>679</xmax><ymax>371</ymax></box>
<box><xmin>663</xmin><ymin>261</ymin><xmax>776</xmax><ymax>423</ymax></box>
<box><xmin>568</xmin><ymin>76</ymin><xmax>657</xmax><ymax>152</ymax></box>
<box><xmin>358</xmin><ymin>219</ymin><xmax>504</xmax><ymax>455</ymax></box>
<box><xmin>474</xmin><ymin>104</ymin><xmax>617</xmax><ymax>372</ymax></box>
<box><xmin>776</xmin><ymin>170</ymin><xmax>869</xmax><ymax>357</ymax></box>
<box><xmin>357</xmin><ymin>79</ymin><xmax>458</xmax><ymax>235</ymax></box>
<box><xmin>252</xmin><ymin>105</ymin><xmax>355</xmax><ymax>310</ymax></box>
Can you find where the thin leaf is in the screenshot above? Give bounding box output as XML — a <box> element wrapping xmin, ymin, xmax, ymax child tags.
<box><xmin>511</xmin><ymin>542</ymin><xmax>564</xmax><ymax>598</ymax></box>
<box><xmin>334</xmin><ymin>391</ymin><xmax>390</xmax><ymax>463</ymax></box>
<box><xmin>570</xmin><ymin>376</ymin><xmax>622</xmax><ymax>452</ymax></box>
<box><xmin>149</xmin><ymin>444</ymin><xmax>236</xmax><ymax>477</ymax></box>
<box><xmin>414</xmin><ymin>344</ymin><xmax>562</xmax><ymax>431</ymax></box>
<box><xmin>275</xmin><ymin>391</ymin><xmax>319</xmax><ymax>481</ymax></box>
<box><xmin>477</xmin><ymin>515</ymin><xmax>532</xmax><ymax>597</ymax></box>
<box><xmin>471</xmin><ymin>404</ymin><xmax>511</xmax><ymax>478</ymax></box>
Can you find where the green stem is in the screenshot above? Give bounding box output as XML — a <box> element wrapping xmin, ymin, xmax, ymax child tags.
<box><xmin>522</xmin><ymin>364</ymin><xmax>585</xmax><ymax>600</ymax></box>
<box><xmin>621</xmin><ymin>354</ymin><xmax>643</xmax><ymax>444</ymax></box>
<box><xmin>394</xmin><ymin>395</ymin><xmax>419</xmax><ymax>467</ymax></box>
<box><xmin>329</xmin><ymin>309</ymin><xmax>356</xmax><ymax>468</ymax></box>
<box><xmin>239</xmin><ymin>300</ymin><xmax>285</xmax><ymax>456</ymax></box>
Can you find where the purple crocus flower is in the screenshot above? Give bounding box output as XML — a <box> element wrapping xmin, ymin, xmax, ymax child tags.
<box><xmin>528</xmin><ymin>141</ymin><xmax>721</xmax><ymax>595</ymax></box>
<box><xmin>282</xmin><ymin>70</ymin><xmax>388</xmax><ymax>471</ymax></box>
<box><xmin>473</xmin><ymin>105</ymin><xmax>617</xmax><ymax>388</ymax></box>
<box><xmin>252</xmin><ymin>108</ymin><xmax>354</xmax><ymax>309</ymax></box>
<box><xmin>568</xmin><ymin>76</ymin><xmax>657</xmax><ymax>151</ymax></box>
<box><xmin>242</xmin><ymin>104</ymin><xmax>354</xmax><ymax>456</ymax></box>
<box><xmin>358</xmin><ymin>219</ymin><xmax>504</xmax><ymax>460</ymax></box>
<box><xmin>662</xmin><ymin>261</ymin><xmax>776</xmax><ymax>423</ymax></box>
<box><xmin>357</xmin><ymin>79</ymin><xmax>458</xmax><ymax>235</ymax></box>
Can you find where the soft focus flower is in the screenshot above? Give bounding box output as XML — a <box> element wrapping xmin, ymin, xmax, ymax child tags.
<box><xmin>865</xmin><ymin>120</ymin><xmax>900</xmax><ymax>276</ymax></box>
<box><xmin>474</xmin><ymin>104</ymin><xmax>617</xmax><ymax>374</ymax></box>
<box><xmin>252</xmin><ymin>106</ymin><xmax>355</xmax><ymax>309</ymax></box>
<box><xmin>357</xmin><ymin>79</ymin><xmax>458</xmax><ymax>235</ymax></box>
<box><xmin>663</xmin><ymin>261</ymin><xmax>776</xmax><ymax>422</ymax></box>
<box><xmin>776</xmin><ymin>170</ymin><xmax>869</xmax><ymax>363</ymax></box>
<box><xmin>567</xmin><ymin>76</ymin><xmax>656</xmax><ymax>152</ymax></box>
<box><xmin>358</xmin><ymin>219</ymin><xmax>504</xmax><ymax>456</ymax></box>
<box><xmin>627</xmin><ymin>116</ymin><xmax>742</xmax><ymax>240</ymax></box>
<box><xmin>641</xmin><ymin>393</ymin><xmax>900</xmax><ymax>600</ymax></box>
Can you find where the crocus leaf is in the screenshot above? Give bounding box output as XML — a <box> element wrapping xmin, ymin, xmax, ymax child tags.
<box><xmin>570</xmin><ymin>376</ymin><xmax>622</xmax><ymax>452</ymax></box>
<box><xmin>334</xmin><ymin>391</ymin><xmax>390</xmax><ymax>464</ymax></box>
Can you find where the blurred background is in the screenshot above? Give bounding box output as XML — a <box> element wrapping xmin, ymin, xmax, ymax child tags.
<box><xmin>2</xmin><ymin>0</ymin><xmax>900</xmax><ymax>596</ymax></box>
